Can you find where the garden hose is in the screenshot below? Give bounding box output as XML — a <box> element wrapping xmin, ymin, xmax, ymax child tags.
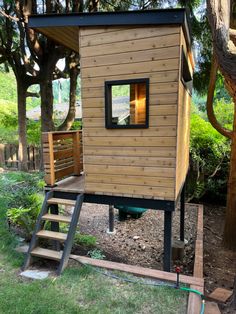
<box><xmin>70</xmin><ymin>257</ymin><xmax>205</xmax><ymax>314</ymax></box>
<box><xmin>180</xmin><ymin>287</ymin><xmax>205</xmax><ymax>314</ymax></box>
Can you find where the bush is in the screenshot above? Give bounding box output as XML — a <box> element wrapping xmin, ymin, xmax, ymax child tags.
<box><xmin>0</xmin><ymin>172</ymin><xmax>44</xmax><ymax>239</ymax></box>
<box><xmin>189</xmin><ymin>113</ymin><xmax>230</xmax><ymax>202</ymax></box>
<box><xmin>74</xmin><ymin>233</ymin><xmax>97</xmax><ymax>247</ymax></box>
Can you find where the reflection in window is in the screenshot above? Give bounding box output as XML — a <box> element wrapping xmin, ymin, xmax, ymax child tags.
<box><xmin>105</xmin><ymin>79</ymin><xmax>149</xmax><ymax>129</ymax></box>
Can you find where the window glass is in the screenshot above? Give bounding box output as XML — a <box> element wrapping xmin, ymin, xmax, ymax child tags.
<box><xmin>105</xmin><ymin>79</ymin><xmax>149</xmax><ymax>129</ymax></box>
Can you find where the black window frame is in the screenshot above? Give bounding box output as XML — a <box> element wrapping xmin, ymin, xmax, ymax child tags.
<box><xmin>105</xmin><ymin>78</ymin><xmax>149</xmax><ymax>129</ymax></box>
<box><xmin>181</xmin><ymin>46</ymin><xmax>193</xmax><ymax>95</ymax></box>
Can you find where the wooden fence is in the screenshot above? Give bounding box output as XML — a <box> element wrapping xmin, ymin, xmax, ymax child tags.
<box><xmin>0</xmin><ymin>143</ymin><xmax>41</xmax><ymax>170</ymax></box>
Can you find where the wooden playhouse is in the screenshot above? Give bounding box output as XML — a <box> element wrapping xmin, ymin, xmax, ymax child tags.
<box><xmin>24</xmin><ymin>9</ymin><xmax>194</xmax><ymax>274</ymax></box>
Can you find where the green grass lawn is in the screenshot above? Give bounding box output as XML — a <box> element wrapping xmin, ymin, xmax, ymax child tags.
<box><xmin>0</xmin><ymin>172</ymin><xmax>188</xmax><ymax>314</ymax></box>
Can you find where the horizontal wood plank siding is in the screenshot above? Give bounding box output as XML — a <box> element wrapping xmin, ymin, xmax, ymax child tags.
<box><xmin>82</xmin><ymin>71</ymin><xmax>179</xmax><ymax>88</ymax></box>
<box><xmin>80</xmin><ymin>26</ymin><xmax>181</xmax><ymax>200</ymax></box>
<box><xmin>175</xmin><ymin>29</ymin><xmax>192</xmax><ymax>198</ymax></box>
<box><xmin>175</xmin><ymin>81</ymin><xmax>191</xmax><ymax>198</ymax></box>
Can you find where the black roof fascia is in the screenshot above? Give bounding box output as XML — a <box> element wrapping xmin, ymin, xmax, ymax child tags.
<box><xmin>28</xmin><ymin>9</ymin><xmax>192</xmax><ymax>49</ymax></box>
<box><xmin>28</xmin><ymin>9</ymin><xmax>187</xmax><ymax>28</ymax></box>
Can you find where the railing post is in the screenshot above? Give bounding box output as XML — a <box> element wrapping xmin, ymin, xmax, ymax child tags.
<box><xmin>43</xmin><ymin>132</ymin><xmax>55</xmax><ymax>186</ymax></box>
<box><xmin>48</xmin><ymin>133</ymin><xmax>55</xmax><ymax>186</ymax></box>
<box><xmin>79</xmin><ymin>131</ymin><xmax>83</xmax><ymax>172</ymax></box>
<box><xmin>72</xmin><ymin>131</ymin><xmax>81</xmax><ymax>175</ymax></box>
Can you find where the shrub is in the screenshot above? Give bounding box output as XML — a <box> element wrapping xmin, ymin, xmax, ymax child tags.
<box><xmin>74</xmin><ymin>233</ymin><xmax>97</xmax><ymax>247</ymax></box>
<box><xmin>189</xmin><ymin>113</ymin><xmax>230</xmax><ymax>202</ymax></box>
<box><xmin>1</xmin><ymin>172</ymin><xmax>44</xmax><ymax>239</ymax></box>
<box><xmin>87</xmin><ymin>248</ymin><xmax>105</xmax><ymax>260</ymax></box>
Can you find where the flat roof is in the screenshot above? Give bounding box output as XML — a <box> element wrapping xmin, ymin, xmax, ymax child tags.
<box><xmin>28</xmin><ymin>9</ymin><xmax>191</xmax><ymax>52</ymax></box>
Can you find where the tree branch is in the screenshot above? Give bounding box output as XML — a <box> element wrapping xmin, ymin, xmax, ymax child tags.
<box><xmin>206</xmin><ymin>54</ymin><xmax>233</xmax><ymax>139</ymax></box>
<box><xmin>207</xmin><ymin>0</ymin><xmax>236</xmax><ymax>81</ymax></box>
<box><xmin>26</xmin><ymin>91</ymin><xmax>40</xmax><ymax>98</ymax></box>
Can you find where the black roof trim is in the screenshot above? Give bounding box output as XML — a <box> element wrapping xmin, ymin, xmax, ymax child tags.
<box><xmin>29</xmin><ymin>8</ymin><xmax>186</xmax><ymax>28</ymax></box>
<box><xmin>28</xmin><ymin>9</ymin><xmax>191</xmax><ymax>48</ymax></box>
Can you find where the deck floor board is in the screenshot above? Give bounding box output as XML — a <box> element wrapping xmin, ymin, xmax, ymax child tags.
<box><xmin>45</xmin><ymin>175</ymin><xmax>85</xmax><ymax>193</ymax></box>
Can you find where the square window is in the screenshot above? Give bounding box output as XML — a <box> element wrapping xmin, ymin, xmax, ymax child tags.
<box><xmin>105</xmin><ymin>79</ymin><xmax>149</xmax><ymax>129</ymax></box>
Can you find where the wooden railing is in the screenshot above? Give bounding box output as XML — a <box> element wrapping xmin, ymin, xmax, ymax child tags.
<box><xmin>42</xmin><ymin>130</ymin><xmax>83</xmax><ymax>186</ymax></box>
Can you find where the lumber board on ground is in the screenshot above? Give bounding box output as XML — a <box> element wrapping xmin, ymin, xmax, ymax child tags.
<box><xmin>70</xmin><ymin>254</ymin><xmax>204</xmax><ymax>287</ymax></box>
<box><xmin>187</xmin><ymin>204</ymin><xmax>204</xmax><ymax>314</ymax></box>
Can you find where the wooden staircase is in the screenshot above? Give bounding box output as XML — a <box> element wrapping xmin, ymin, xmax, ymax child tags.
<box><xmin>23</xmin><ymin>191</ymin><xmax>84</xmax><ymax>275</ymax></box>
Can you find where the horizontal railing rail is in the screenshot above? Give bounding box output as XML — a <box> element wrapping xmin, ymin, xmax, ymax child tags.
<box><xmin>42</xmin><ymin>130</ymin><xmax>83</xmax><ymax>186</ymax></box>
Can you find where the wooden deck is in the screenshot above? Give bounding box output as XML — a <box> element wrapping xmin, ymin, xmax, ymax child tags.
<box><xmin>45</xmin><ymin>175</ymin><xmax>85</xmax><ymax>193</ymax></box>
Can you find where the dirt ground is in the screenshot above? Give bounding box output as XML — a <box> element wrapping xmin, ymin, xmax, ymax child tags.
<box><xmin>75</xmin><ymin>203</ymin><xmax>197</xmax><ymax>274</ymax></box>
<box><xmin>72</xmin><ymin>202</ymin><xmax>236</xmax><ymax>313</ymax></box>
<box><xmin>203</xmin><ymin>204</ymin><xmax>236</xmax><ymax>313</ymax></box>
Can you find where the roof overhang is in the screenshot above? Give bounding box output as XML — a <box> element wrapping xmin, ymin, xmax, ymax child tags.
<box><xmin>28</xmin><ymin>9</ymin><xmax>191</xmax><ymax>53</ymax></box>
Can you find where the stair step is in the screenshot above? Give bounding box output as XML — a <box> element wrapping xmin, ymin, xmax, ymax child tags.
<box><xmin>31</xmin><ymin>247</ymin><xmax>62</xmax><ymax>261</ymax></box>
<box><xmin>47</xmin><ymin>198</ymin><xmax>76</xmax><ymax>206</ymax></box>
<box><xmin>36</xmin><ymin>230</ymin><xmax>67</xmax><ymax>242</ymax></box>
<box><xmin>42</xmin><ymin>214</ymin><xmax>72</xmax><ymax>224</ymax></box>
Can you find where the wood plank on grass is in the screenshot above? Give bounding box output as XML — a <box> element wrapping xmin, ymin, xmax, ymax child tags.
<box><xmin>70</xmin><ymin>254</ymin><xmax>204</xmax><ymax>287</ymax></box>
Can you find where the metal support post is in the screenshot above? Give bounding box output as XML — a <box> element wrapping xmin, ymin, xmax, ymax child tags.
<box><xmin>180</xmin><ymin>183</ymin><xmax>186</xmax><ymax>242</ymax></box>
<box><xmin>107</xmin><ymin>205</ymin><xmax>115</xmax><ymax>234</ymax></box>
<box><xmin>164</xmin><ymin>211</ymin><xmax>173</xmax><ymax>272</ymax></box>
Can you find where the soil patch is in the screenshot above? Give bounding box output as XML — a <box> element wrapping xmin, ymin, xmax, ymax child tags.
<box><xmin>203</xmin><ymin>204</ymin><xmax>236</xmax><ymax>314</ymax></box>
<box><xmin>73</xmin><ymin>203</ymin><xmax>197</xmax><ymax>275</ymax></box>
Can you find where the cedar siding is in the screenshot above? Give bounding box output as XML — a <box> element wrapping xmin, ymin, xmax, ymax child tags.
<box><xmin>79</xmin><ymin>26</ymin><xmax>182</xmax><ymax>200</ymax></box>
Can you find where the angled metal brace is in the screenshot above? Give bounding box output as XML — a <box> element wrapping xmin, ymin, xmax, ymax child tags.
<box><xmin>57</xmin><ymin>193</ymin><xmax>84</xmax><ymax>275</ymax></box>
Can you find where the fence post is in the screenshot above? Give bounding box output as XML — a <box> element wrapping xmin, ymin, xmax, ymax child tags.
<box><xmin>0</xmin><ymin>144</ymin><xmax>4</xmax><ymax>167</ymax></box>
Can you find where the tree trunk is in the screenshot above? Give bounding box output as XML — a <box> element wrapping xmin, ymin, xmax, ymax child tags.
<box><xmin>40</xmin><ymin>80</ymin><xmax>54</xmax><ymax>132</ymax></box>
<box><xmin>224</xmin><ymin>97</ymin><xmax>236</xmax><ymax>250</ymax></box>
<box><xmin>207</xmin><ymin>0</ymin><xmax>236</xmax><ymax>250</ymax></box>
<box><xmin>40</xmin><ymin>80</ymin><xmax>54</xmax><ymax>171</ymax></box>
<box><xmin>17</xmin><ymin>81</ymin><xmax>28</xmax><ymax>172</ymax></box>
<box><xmin>57</xmin><ymin>57</ymin><xmax>79</xmax><ymax>131</ymax></box>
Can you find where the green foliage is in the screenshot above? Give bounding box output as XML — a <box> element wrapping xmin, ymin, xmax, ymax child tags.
<box><xmin>7</xmin><ymin>206</ymin><xmax>40</xmax><ymax>237</ymax></box>
<box><xmin>87</xmin><ymin>248</ymin><xmax>106</xmax><ymax>260</ymax></box>
<box><xmin>0</xmin><ymin>71</ymin><xmax>17</xmax><ymax>102</ymax></box>
<box><xmin>26</xmin><ymin>119</ymin><xmax>41</xmax><ymax>145</ymax></box>
<box><xmin>70</xmin><ymin>120</ymin><xmax>82</xmax><ymax>130</ymax></box>
<box><xmin>0</xmin><ymin>172</ymin><xmax>44</xmax><ymax>238</ymax></box>
<box><xmin>0</xmin><ymin>99</ymin><xmax>18</xmax><ymax>143</ymax></box>
<box><xmin>112</xmin><ymin>84</ymin><xmax>130</xmax><ymax>97</ymax></box>
<box><xmin>0</xmin><ymin>98</ymin><xmax>41</xmax><ymax>145</ymax></box>
<box><xmin>27</xmin><ymin>84</ymin><xmax>41</xmax><ymax>109</ymax></box>
<box><xmin>189</xmin><ymin>113</ymin><xmax>230</xmax><ymax>202</ymax></box>
<box><xmin>74</xmin><ymin>233</ymin><xmax>97</xmax><ymax>247</ymax></box>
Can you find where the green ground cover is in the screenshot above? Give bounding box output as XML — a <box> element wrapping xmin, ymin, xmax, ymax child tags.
<box><xmin>0</xmin><ymin>172</ymin><xmax>188</xmax><ymax>314</ymax></box>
